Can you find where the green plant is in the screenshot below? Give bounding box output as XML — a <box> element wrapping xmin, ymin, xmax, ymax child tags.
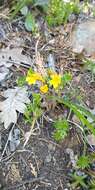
<box><xmin>46</xmin><ymin>0</ymin><xmax>80</xmax><ymax>26</ymax></box>
<box><xmin>16</xmin><ymin>67</ymin><xmax>95</xmax><ymax>146</ymax></box>
<box><xmin>83</xmin><ymin>59</ymin><xmax>95</xmax><ymax>81</ymax></box>
<box><xmin>17</xmin><ymin>76</ymin><xmax>26</xmax><ymax>86</ymax></box>
<box><xmin>89</xmin><ymin>179</ymin><xmax>95</xmax><ymax>190</ymax></box>
<box><xmin>49</xmin><ymin>96</ymin><xmax>95</xmax><ymax>136</ymax></box>
<box><xmin>11</xmin><ymin>0</ymin><xmax>49</xmax><ymax>33</ymax></box>
<box><xmin>23</xmin><ymin>93</ymin><xmax>43</xmax><ymax>146</ymax></box>
<box><xmin>24</xmin><ymin>69</ymin><xmax>95</xmax><ymax>142</ymax></box>
<box><xmin>61</xmin><ymin>72</ymin><xmax>72</xmax><ymax>86</ymax></box>
<box><xmin>11</xmin><ymin>0</ymin><xmax>32</xmax><ymax>19</ymax></box>
<box><xmin>77</xmin><ymin>155</ymin><xmax>90</xmax><ymax>169</ymax></box>
<box><xmin>24</xmin><ymin>12</ymin><xmax>37</xmax><ymax>32</ymax></box>
<box><xmin>71</xmin><ymin>172</ymin><xmax>87</xmax><ymax>189</ymax></box>
<box><xmin>11</xmin><ymin>0</ymin><xmax>80</xmax><ymax>31</ymax></box>
<box><xmin>24</xmin><ymin>93</ymin><xmax>42</xmax><ymax>124</ymax></box>
<box><xmin>53</xmin><ymin>119</ymin><xmax>69</xmax><ymax>141</ymax></box>
<box><xmin>11</xmin><ymin>0</ymin><xmax>38</xmax><ymax>32</ymax></box>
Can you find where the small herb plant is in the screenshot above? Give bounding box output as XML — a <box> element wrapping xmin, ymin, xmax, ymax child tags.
<box><xmin>83</xmin><ymin>58</ymin><xmax>95</xmax><ymax>81</ymax></box>
<box><xmin>89</xmin><ymin>180</ymin><xmax>95</xmax><ymax>190</ymax></box>
<box><xmin>71</xmin><ymin>172</ymin><xmax>87</xmax><ymax>189</ymax></box>
<box><xmin>24</xmin><ymin>93</ymin><xmax>42</xmax><ymax>124</ymax></box>
<box><xmin>11</xmin><ymin>0</ymin><xmax>80</xmax><ymax>32</ymax></box>
<box><xmin>17</xmin><ymin>65</ymin><xmax>95</xmax><ymax>190</ymax></box>
<box><xmin>22</xmin><ymin>68</ymin><xmax>95</xmax><ymax>144</ymax></box>
<box><xmin>46</xmin><ymin>0</ymin><xmax>80</xmax><ymax>26</ymax></box>
<box><xmin>70</xmin><ymin>152</ymin><xmax>95</xmax><ymax>190</ymax></box>
<box><xmin>77</xmin><ymin>155</ymin><xmax>90</xmax><ymax>169</ymax></box>
<box><xmin>11</xmin><ymin>0</ymin><xmax>37</xmax><ymax>32</ymax></box>
<box><xmin>53</xmin><ymin>119</ymin><xmax>69</xmax><ymax>142</ymax></box>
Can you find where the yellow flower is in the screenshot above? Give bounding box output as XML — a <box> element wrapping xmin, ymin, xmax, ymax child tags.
<box><xmin>49</xmin><ymin>74</ymin><xmax>61</xmax><ymax>89</ymax></box>
<box><xmin>26</xmin><ymin>72</ymin><xmax>44</xmax><ymax>85</ymax></box>
<box><xmin>40</xmin><ymin>84</ymin><xmax>48</xmax><ymax>93</ymax></box>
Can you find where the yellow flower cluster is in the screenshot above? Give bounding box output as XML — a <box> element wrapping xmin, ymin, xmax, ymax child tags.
<box><xmin>26</xmin><ymin>72</ymin><xmax>44</xmax><ymax>85</ymax></box>
<box><xmin>40</xmin><ymin>85</ymin><xmax>48</xmax><ymax>93</ymax></box>
<box><xmin>26</xmin><ymin>70</ymin><xmax>62</xmax><ymax>94</ymax></box>
<box><xmin>49</xmin><ymin>73</ymin><xmax>61</xmax><ymax>89</ymax></box>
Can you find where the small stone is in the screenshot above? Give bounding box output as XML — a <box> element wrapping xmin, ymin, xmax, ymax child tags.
<box><xmin>45</xmin><ymin>153</ymin><xmax>52</xmax><ymax>163</ymax></box>
<box><xmin>70</xmin><ymin>19</ymin><xmax>95</xmax><ymax>57</ymax></box>
<box><xmin>48</xmin><ymin>143</ymin><xmax>55</xmax><ymax>151</ymax></box>
<box><xmin>72</xmin><ymin>115</ymin><xmax>80</xmax><ymax>124</ymax></box>
<box><xmin>68</xmin><ymin>14</ymin><xmax>76</xmax><ymax>22</ymax></box>
<box><xmin>0</xmin><ymin>24</ymin><xmax>6</xmax><ymax>40</ymax></box>
<box><xmin>87</xmin><ymin>134</ymin><xmax>95</xmax><ymax>146</ymax></box>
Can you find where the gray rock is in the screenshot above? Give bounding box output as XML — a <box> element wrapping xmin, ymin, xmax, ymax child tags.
<box><xmin>45</xmin><ymin>153</ymin><xmax>52</xmax><ymax>163</ymax></box>
<box><xmin>70</xmin><ymin>19</ymin><xmax>95</xmax><ymax>57</ymax></box>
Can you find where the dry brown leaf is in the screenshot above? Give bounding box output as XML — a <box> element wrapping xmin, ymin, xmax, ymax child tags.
<box><xmin>0</xmin><ymin>66</ymin><xmax>9</xmax><ymax>82</ymax></box>
<box><xmin>0</xmin><ymin>47</ymin><xmax>32</xmax><ymax>68</ymax></box>
<box><xmin>8</xmin><ymin>164</ymin><xmax>21</xmax><ymax>182</ymax></box>
<box><xmin>35</xmin><ymin>52</ymin><xmax>47</xmax><ymax>76</ymax></box>
<box><xmin>0</xmin><ymin>87</ymin><xmax>30</xmax><ymax>128</ymax></box>
<box><xmin>30</xmin><ymin>163</ymin><xmax>37</xmax><ymax>177</ymax></box>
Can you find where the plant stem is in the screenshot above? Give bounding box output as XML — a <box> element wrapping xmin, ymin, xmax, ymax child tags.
<box><xmin>23</xmin><ymin>117</ymin><xmax>37</xmax><ymax>148</ymax></box>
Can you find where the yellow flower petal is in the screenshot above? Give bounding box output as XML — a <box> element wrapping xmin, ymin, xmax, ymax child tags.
<box><xmin>26</xmin><ymin>76</ymin><xmax>36</xmax><ymax>85</ymax></box>
<box><xmin>35</xmin><ymin>73</ymin><xmax>45</xmax><ymax>82</ymax></box>
<box><xmin>26</xmin><ymin>72</ymin><xmax>45</xmax><ymax>85</ymax></box>
<box><xmin>40</xmin><ymin>85</ymin><xmax>48</xmax><ymax>93</ymax></box>
<box><xmin>50</xmin><ymin>74</ymin><xmax>61</xmax><ymax>89</ymax></box>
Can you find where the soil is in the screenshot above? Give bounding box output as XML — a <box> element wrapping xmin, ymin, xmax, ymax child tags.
<box><xmin>0</xmin><ymin>126</ymin><xmax>83</xmax><ymax>190</ymax></box>
<box><xmin>0</xmin><ymin>3</ymin><xmax>95</xmax><ymax>190</ymax></box>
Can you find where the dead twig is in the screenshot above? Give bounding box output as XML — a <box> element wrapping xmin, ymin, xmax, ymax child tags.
<box><xmin>0</xmin><ymin>123</ymin><xmax>16</xmax><ymax>161</ymax></box>
<box><xmin>0</xmin><ymin>114</ymin><xmax>20</xmax><ymax>162</ymax></box>
<box><xmin>35</xmin><ymin>38</ymin><xmax>47</xmax><ymax>76</ymax></box>
<box><xmin>23</xmin><ymin>117</ymin><xmax>37</xmax><ymax>148</ymax></box>
<box><xmin>38</xmin><ymin>137</ymin><xmax>61</xmax><ymax>148</ymax></box>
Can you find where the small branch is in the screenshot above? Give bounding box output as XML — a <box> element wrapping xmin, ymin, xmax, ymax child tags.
<box><xmin>67</xmin><ymin>120</ymin><xmax>84</xmax><ymax>132</ymax></box>
<box><xmin>0</xmin><ymin>123</ymin><xmax>16</xmax><ymax>161</ymax></box>
<box><xmin>0</xmin><ymin>114</ymin><xmax>20</xmax><ymax>162</ymax></box>
<box><xmin>23</xmin><ymin>117</ymin><xmax>37</xmax><ymax>148</ymax></box>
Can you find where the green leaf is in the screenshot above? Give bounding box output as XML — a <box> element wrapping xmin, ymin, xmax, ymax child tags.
<box><xmin>70</xmin><ymin>103</ymin><xmax>95</xmax><ymax>135</ymax></box>
<box><xmin>60</xmin><ymin>99</ymin><xmax>95</xmax><ymax>135</ymax></box>
<box><xmin>53</xmin><ymin>119</ymin><xmax>69</xmax><ymax>130</ymax></box>
<box><xmin>27</xmin><ymin>68</ymin><xmax>34</xmax><ymax>75</ymax></box>
<box><xmin>48</xmin><ymin>96</ymin><xmax>95</xmax><ymax>135</ymax></box>
<box><xmin>11</xmin><ymin>0</ymin><xmax>32</xmax><ymax>19</ymax></box>
<box><xmin>32</xmin><ymin>93</ymin><xmax>41</xmax><ymax>108</ymax></box>
<box><xmin>71</xmin><ymin>172</ymin><xmax>87</xmax><ymax>189</ymax></box>
<box><xmin>75</xmin><ymin>103</ymin><xmax>95</xmax><ymax>122</ymax></box>
<box><xmin>62</xmin><ymin>72</ymin><xmax>72</xmax><ymax>85</ymax></box>
<box><xmin>25</xmin><ymin>12</ymin><xmax>36</xmax><ymax>32</ymax></box>
<box><xmin>24</xmin><ymin>93</ymin><xmax>42</xmax><ymax>124</ymax></box>
<box><xmin>53</xmin><ymin>130</ymin><xmax>67</xmax><ymax>141</ymax></box>
<box><xmin>20</xmin><ymin>6</ymin><xmax>28</xmax><ymax>16</ymax></box>
<box><xmin>34</xmin><ymin>0</ymin><xmax>49</xmax><ymax>6</ymax></box>
<box><xmin>53</xmin><ymin>119</ymin><xmax>69</xmax><ymax>141</ymax></box>
<box><xmin>46</xmin><ymin>0</ymin><xmax>80</xmax><ymax>26</ymax></box>
<box><xmin>89</xmin><ymin>180</ymin><xmax>95</xmax><ymax>190</ymax></box>
<box><xmin>17</xmin><ymin>76</ymin><xmax>26</xmax><ymax>86</ymax></box>
<box><xmin>77</xmin><ymin>155</ymin><xmax>90</xmax><ymax>169</ymax></box>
